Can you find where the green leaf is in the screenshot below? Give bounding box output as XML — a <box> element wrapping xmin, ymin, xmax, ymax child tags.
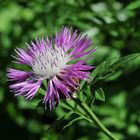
<box><xmin>112</xmin><ymin>53</ymin><xmax>140</xmax><ymax>71</ymax></box>
<box><xmin>79</xmin><ymin>80</ymin><xmax>87</xmax><ymax>91</ymax></box>
<box><xmin>28</xmin><ymin>99</ymin><xmax>43</xmax><ymax>108</ymax></box>
<box><xmin>59</xmin><ymin>99</ymin><xmax>81</xmax><ymax>112</ymax></box>
<box><xmin>47</xmin><ymin>111</ymin><xmax>74</xmax><ymax>132</ymax></box>
<box><xmin>126</xmin><ymin>1</ymin><xmax>140</xmax><ymax>10</ymax></box>
<box><xmin>105</xmin><ymin>70</ymin><xmax>122</xmax><ymax>81</ymax></box>
<box><xmin>90</xmin><ymin>56</ymin><xmax>119</xmax><ymax>82</ymax></box>
<box><xmin>95</xmin><ymin>88</ymin><xmax>105</xmax><ymax>102</ymax></box>
<box><xmin>90</xmin><ymin>53</ymin><xmax>140</xmax><ymax>83</ymax></box>
<box><xmin>59</xmin><ymin>99</ymin><xmax>89</xmax><ymax>118</ymax></box>
<box><xmin>59</xmin><ymin>101</ymin><xmax>74</xmax><ymax>111</ymax></box>
<box><xmin>84</xmin><ymin>86</ymin><xmax>92</xmax><ymax>100</ymax></box>
<box><xmin>38</xmin><ymin>87</ymin><xmax>46</xmax><ymax>96</ymax></box>
<box><xmin>90</xmin><ymin>97</ymin><xmax>95</xmax><ymax>109</ymax></box>
<box><xmin>62</xmin><ymin>116</ymin><xmax>83</xmax><ymax>131</ymax></box>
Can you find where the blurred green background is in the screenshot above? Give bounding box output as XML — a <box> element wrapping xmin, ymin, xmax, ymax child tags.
<box><xmin>0</xmin><ymin>0</ymin><xmax>140</xmax><ymax>140</ymax></box>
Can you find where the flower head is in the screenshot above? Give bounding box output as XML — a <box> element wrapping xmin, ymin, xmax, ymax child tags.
<box><xmin>7</xmin><ymin>27</ymin><xmax>95</xmax><ymax>110</ymax></box>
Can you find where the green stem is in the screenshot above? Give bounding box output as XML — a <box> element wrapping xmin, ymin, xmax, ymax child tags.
<box><xmin>73</xmin><ymin>98</ymin><xmax>119</xmax><ymax>140</ymax></box>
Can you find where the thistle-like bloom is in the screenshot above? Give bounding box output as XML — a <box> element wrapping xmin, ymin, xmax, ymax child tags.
<box><xmin>7</xmin><ymin>27</ymin><xmax>95</xmax><ymax>109</ymax></box>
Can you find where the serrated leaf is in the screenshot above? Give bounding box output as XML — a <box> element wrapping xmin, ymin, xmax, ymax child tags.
<box><xmin>95</xmin><ymin>88</ymin><xmax>105</xmax><ymax>102</ymax></box>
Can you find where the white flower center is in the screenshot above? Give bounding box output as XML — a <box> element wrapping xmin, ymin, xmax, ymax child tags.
<box><xmin>31</xmin><ymin>46</ymin><xmax>70</xmax><ymax>80</ymax></box>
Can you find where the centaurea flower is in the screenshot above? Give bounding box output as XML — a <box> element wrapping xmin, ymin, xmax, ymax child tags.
<box><xmin>7</xmin><ymin>27</ymin><xmax>95</xmax><ymax>109</ymax></box>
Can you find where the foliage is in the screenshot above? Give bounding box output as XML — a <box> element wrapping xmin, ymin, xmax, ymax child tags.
<box><xmin>0</xmin><ymin>0</ymin><xmax>140</xmax><ymax>140</ymax></box>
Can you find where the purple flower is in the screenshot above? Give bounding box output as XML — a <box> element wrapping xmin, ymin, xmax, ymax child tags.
<box><xmin>7</xmin><ymin>27</ymin><xmax>95</xmax><ymax>110</ymax></box>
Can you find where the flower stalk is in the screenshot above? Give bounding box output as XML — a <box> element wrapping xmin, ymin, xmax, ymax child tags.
<box><xmin>73</xmin><ymin>98</ymin><xmax>119</xmax><ymax>140</ymax></box>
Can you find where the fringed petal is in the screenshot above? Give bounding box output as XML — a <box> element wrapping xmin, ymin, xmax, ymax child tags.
<box><xmin>7</xmin><ymin>68</ymin><xmax>31</xmax><ymax>81</ymax></box>
<box><xmin>10</xmin><ymin>80</ymin><xmax>41</xmax><ymax>100</ymax></box>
